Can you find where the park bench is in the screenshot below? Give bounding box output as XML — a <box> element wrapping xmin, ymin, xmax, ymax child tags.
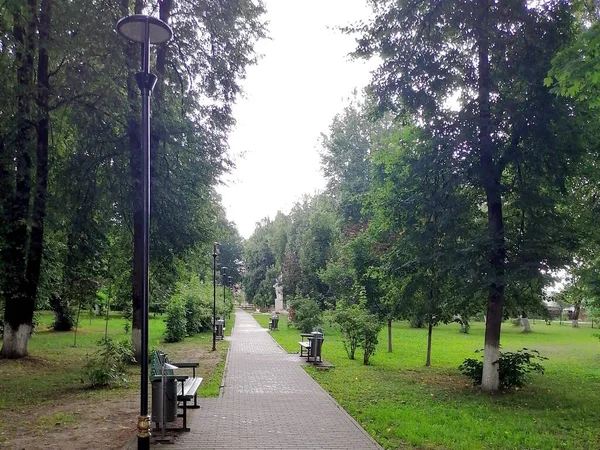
<box><xmin>150</xmin><ymin>350</ymin><xmax>203</xmax><ymax>432</ymax></box>
<box><xmin>298</xmin><ymin>330</ymin><xmax>324</xmax><ymax>363</ymax></box>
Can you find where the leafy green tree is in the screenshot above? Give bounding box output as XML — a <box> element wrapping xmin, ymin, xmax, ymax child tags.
<box><xmin>288</xmin><ymin>296</ymin><xmax>322</xmax><ymax>333</ymax></box>
<box><xmin>546</xmin><ymin>0</ymin><xmax>600</xmax><ymax>107</ymax></box>
<box><xmin>0</xmin><ymin>0</ymin><xmax>52</xmax><ymax>357</ymax></box>
<box><xmin>0</xmin><ymin>0</ymin><xmax>265</xmax><ymax>359</ymax></box>
<box><xmin>243</xmin><ymin>218</ymin><xmax>276</xmax><ymax>304</ymax></box>
<box><xmin>367</xmin><ymin>125</ymin><xmax>474</xmax><ymax>366</ymax></box>
<box><xmin>354</xmin><ymin>0</ymin><xmax>585</xmax><ymax>391</ymax></box>
<box><xmin>332</xmin><ymin>297</ymin><xmax>382</xmax><ymax>365</ymax></box>
<box><xmin>320</xmin><ymin>93</ymin><xmax>390</xmax><ymax>224</ymax></box>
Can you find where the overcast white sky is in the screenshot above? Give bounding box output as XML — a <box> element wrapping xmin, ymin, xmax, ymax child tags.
<box><xmin>218</xmin><ymin>0</ymin><xmax>376</xmax><ymax>239</ymax></box>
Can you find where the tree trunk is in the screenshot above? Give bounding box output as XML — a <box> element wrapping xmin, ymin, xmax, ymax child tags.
<box><xmin>522</xmin><ymin>311</ymin><xmax>531</xmax><ymax>333</ymax></box>
<box><xmin>387</xmin><ymin>318</ymin><xmax>392</xmax><ymax>353</ymax></box>
<box><xmin>123</xmin><ymin>0</ymin><xmax>145</xmax><ymax>361</ymax></box>
<box><xmin>477</xmin><ymin>0</ymin><xmax>506</xmax><ymax>393</ymax></box>
<box><xmin>26</xmin><ymin>0</ymin><xmax>52</xmax><ymax>312</ymax></box>
<box><xmin>150</xmin><ymin>0</ymin><xmax>171</xmax><ymax>165</ymax></box>
<box><xmin>1</xmin><ymin>1</ymin><xmax>37</xmax><ymax>359</ymax></box>
<box><xmin>425</xmin><ymin>314</ymin><xmax>433</xmax><ymax>367</ymax></box>
<box><xmin>572</xmin><ymin>302</ymin><xmax>580</xmax><ymax>327</ymax></box>
<box><xmin>515</xmin><ymin>316</ymin><xmax>523</xmax><ymax>326</ymax></box>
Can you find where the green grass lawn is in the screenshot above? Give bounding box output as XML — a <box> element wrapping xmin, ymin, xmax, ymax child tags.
<box><xmin>0</xmin><ymin>311</ymin><xmax>229</xmax><ymax>445</ymax></box>
<box><xmin>255</xmin><ymin>313</ymin><xmax>600</xmax><ymax>450</ymax></box>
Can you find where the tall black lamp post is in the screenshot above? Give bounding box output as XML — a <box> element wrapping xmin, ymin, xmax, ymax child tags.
<box><xmin>212</xmin><ymin>243</ymin><xmax>219</xmax><ymax>351</ymax></box>
<box><xmin>116</xmin><ymin>14</ymin><xmax>172</xmax><ymax>450</ymax></box>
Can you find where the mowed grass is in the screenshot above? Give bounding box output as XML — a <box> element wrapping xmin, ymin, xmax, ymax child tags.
<box><xmin>255</xmin><ymin>313</ymin><xmax>600</xmax><ymax>450</ymax></box>
<box><xmin>0</xmin><ymin>311</ymin><xmax>229</xmax><ymax>442</ymax></box>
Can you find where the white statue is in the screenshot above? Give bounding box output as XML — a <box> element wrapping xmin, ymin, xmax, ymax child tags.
<box><xmin>273</xmin><ymin>274</ymin><xmax>284</xmax><ymax>311</ymax></box>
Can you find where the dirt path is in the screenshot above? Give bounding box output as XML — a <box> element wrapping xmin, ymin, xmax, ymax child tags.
<box><xmin>1</xmin><ymin>344</ymin><xmax>222</xmax><ymax>449</ymax></box>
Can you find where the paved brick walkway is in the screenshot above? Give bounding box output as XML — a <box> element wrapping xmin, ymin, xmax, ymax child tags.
<box><xmin>167</xmin><ymin>309</ymin><xmax>382</xmax><ymax>449</ymax></box>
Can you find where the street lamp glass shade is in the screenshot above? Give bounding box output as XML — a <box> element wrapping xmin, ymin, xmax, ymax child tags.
<box><xmin>116</xmin><ymin>14</ymin><xmax>172</xmax><ymax>45</ymax></box>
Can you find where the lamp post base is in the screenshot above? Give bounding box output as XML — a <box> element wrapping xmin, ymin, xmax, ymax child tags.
<box><xmin>137</xmin><ymin>415</ymin><xmax>151</xmax><ymax>450</ymax></box>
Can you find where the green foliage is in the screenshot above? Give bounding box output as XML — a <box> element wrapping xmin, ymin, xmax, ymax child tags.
<box><xmin>331</xmin><ymin>306</ymin><xmax>360</xmax><ymax>360</ymax></box>
<box><xmin>288</xmin><ymin>296</ymin><xmax>322</xmax><ymax>333</ymax></box>
<box><xmin>179</xmin><ymin>276</ymin><xmax>212</xmax><ymax>335</ymax></box>
<box><xmin>243</xmin><ymin>219</ymin><xmax>277</xmax><ymax>303</ymax></box>
<box><xmin>84</xmin><ymin>337</ymin><xmax>135</xmax><ymax>388</ymax></box>
<box><xmin>459</xmin><ymin>348</ymin><xmax>547</xmax><ymax>390</ymax></box>
<box><xmin>49</xmin><ymin>294</ymin><xmax>76</xmax><ymax>331</ymax></box>
<box><xmin>253</xmin><ymin>265</ymin><xmax>280</xmax><ymax>308</ymax></box>
<box><xmin>361</xmin><ymin>315</ymin><xmax>382</xmax><ymax>366</ymax></box>
<box><xmin>164</xmin><ymin>300</ymin><xmax>188</xmax><ymax>343</ymax></box>
<box><xmin>546</xmin><ymin>21</ymin><xmax>600</xmax><ymax>107</ymax></box>
<box><xmin>243</xmin><ymin>194</ymin><xmax>339</xmax><ymax>308</ymax></box>
<box><xmin>184</xmin><ymin>293</ymin><xmax>205</xmax><ymax>335</ymax></box>
<box><xmin>332</xmin><ymin>300</ymin><xmax>382</xmax><ymax>364</ymax></box>
<box><xmin>164</xmin><ymin>272</ymin><xmax>233</xmax><ymax>342</ymax></box>
<box><xmin>347</xmin><ymin>0</ymin><xmax>587</xmax><ymax>391</ymax></box>
<box><xmin>0</xmin><ymin>0</ymin><xmax>265</xmax><ymax>357</ymax></box>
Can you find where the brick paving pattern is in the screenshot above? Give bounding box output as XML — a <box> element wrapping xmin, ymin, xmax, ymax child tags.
<box><xmin>167</xmin><ymin>309</ymin><xmax>382</xmax><ymax>449</ymax></box>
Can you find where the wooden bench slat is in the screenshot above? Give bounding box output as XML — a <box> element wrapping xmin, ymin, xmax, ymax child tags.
<box><xmin>178</xmin><ymin>377</ymin><xmax>203</xmax><ymax>399</ymax></box>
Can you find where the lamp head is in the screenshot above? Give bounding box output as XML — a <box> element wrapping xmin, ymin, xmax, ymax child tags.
<box><xmin>116</xmin><ymin>14</ymin><xmax>172</xmax><ymax>45</ymax></box>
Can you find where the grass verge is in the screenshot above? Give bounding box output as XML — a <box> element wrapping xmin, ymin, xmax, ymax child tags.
<box><xmin>0</xmin><ymin>311</ymin><xmax>229</xmax><ymax>447</ymax></box>
<box><xmin>256</xmin><ymin>313</ymin><xmax>600</xmax><ymax>450</ymax></box>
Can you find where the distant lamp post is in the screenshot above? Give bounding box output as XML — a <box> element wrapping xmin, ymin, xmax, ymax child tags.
<box><xmin>227</xmin><ymin>276</ymin><xmax>233</xmax><ymax>318</ymax></box>
<box><xmin>116</xmin><ymin>13</ymin><xmax>172</xmax><ymax>450</ymax></box>
<box><xmin>212</xmin><ymin>243</ymin><xmax>219</xmax><ymax>351</ymax></box>
<box><xmin>221</xmin><ymin>266</ymin><xmax>228</xmax><ymax>312</ymax></box>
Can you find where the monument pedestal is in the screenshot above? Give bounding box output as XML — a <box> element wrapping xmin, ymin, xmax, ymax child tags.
<box><xmin>275</xmin><ymin>297</ymin><xmax>284</xmax><ymax>312</ymax></box>
<box><xmin>273</xmin><ymin>274</ymin><xmax>285</xmax><ymax>313</ymax></box>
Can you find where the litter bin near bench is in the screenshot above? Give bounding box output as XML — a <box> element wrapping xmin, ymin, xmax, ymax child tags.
<box><xmin>269</xmin><ymin>315</ymin><xmax>279</xmax><ymax>330</ymax></box>
<box><xmin>215</xmin><ymin>319</ymin><xmax>225</xmax><ymax>340</ymax></box>
<box><xmin>309</xmin><ymin>331</ymin><xmax>324</xmax><ymax>363</ymax></box>
<box><xmin>151</xmin><ymin>377</ymin><xmax>177</xmax><ymax>423</ymax></box>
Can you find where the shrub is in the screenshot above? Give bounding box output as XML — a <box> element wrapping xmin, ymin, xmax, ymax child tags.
<box><xmin>49</xmin><ymin>294</ymin><xmax>76</xmax><ymax>331</ymax></box>
<box><xmin>184</xmin><ymin>293</ymin><xmax>211</xmax><ymax>335</ymax></box>
<box><xmin>287</xmin><ymin>307</ymin><xmax>295</xmax><ymax>326</ymax></box>
<box><xmin>409</xmin><ymin>315</ymin><xmax>425</xmax><ymax>328</ymax></box>
<box><xmin>85</xmin><ymin>337</ymin><xmax>136</xmax><ymax>387</ymax></box>
<box><xmin>361</xmin><ymin>316</ymin><xmax>382</xmax><ymax>365</ymax></box>
<box><xmin>332</xmin><ymin>306</ymin><xmax>361</xmax><ymax>360</ymax></box>
<box><xmin>332</xmin><ymin>302</ymin><xmax>382</xmax><ymax>364</ymax></box>
<box><xmin>165</xmin><ymin>299</ymin><xmax>187</xmax><ymax>342</ymax></box>
<box><xmin>172</xmin><ymin>275</ymin><xmax>215</xmax><ymax>335</ymax></box>
<box><xmin>288</xmin><ymin>296</ymin><xmax>322</xmax><ymax>333</ymax></box>
<box><xmin>459</xmin><ymin>348</ymin><xmax>547</xmax><ymax>389</ymax></box>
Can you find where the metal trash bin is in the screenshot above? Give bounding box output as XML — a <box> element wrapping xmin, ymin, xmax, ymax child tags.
<box><xmin>151</xmin><ymin>378</ymin><xmax>177</xmax><ymax>423</ymax></box>
<box><xmin>309</xmin><ymin>331</ymin><xmax>323</xmax><ymax>363</ymax></box>
<box><xmin>215</xmin><ymin>319</ymin><xmax>225</xmax><ymax>339</ymax></box>
<box><xmin>269</xmin><ymin>315</ymin><xmax>279</xmax><ymax>330</ymax></box>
